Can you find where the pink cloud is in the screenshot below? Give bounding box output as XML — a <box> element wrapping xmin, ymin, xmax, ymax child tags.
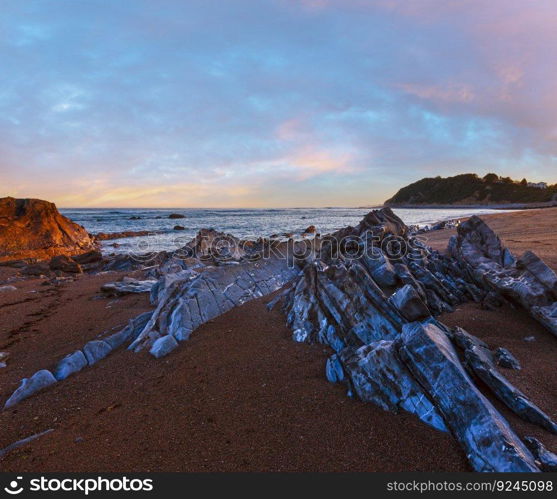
<box><xmin>397</xmin><ymin>83</ymin><xmax>475</xmax><ymax>103</ymax></box>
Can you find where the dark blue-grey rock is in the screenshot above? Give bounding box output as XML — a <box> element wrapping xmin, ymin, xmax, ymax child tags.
<box><xmin>325</xmin><ymin>354</ymin><xmax>345</xmax><ymax>383</ymax></box>
<box><xmin>104</xmin><ymin>311</ymin><xmax>153</xmax><ymax>349</ymax></box>
<box><xmin>83</xmin><ymin>340</ymin><xmax>112</xmax><ymax>365</ymax></box>
<box><xmin>517</xmin><ymin>251</ymin><xmax>557</xmax><ymax>296</ymax></box>
<box><xmin>453</xmin><ymin>217</ymin><xmax>557</xmax><ymax>337</ymax></box>
<box><xmin>369</xmin><ymin>257</ymin><xmax>398</xmax><ymax>288</ymax></box>
<box><xmin>101</xmin><ymin>278</ymin><xmax>157</xmax><ymax>297</ymax></box>
<box><xmin>54</xmin><ymin>350</ymin><xmax>88</xmax><ymax>380</ymax></box>
<box><xmin>524</xmin><ymin>437</ymin><xmax>557</xmax><ymax>472</ymax></box>
<box><xmin>463</xmin><ymin>342</ymin><xmax>557</xmax><ymax>434</ymax></box>
<box><xmin>399</xmin><ymin>322</ymin><xmax>539</xmax><ymax>472</ymax></box>
<box><xmin>130</xmin><ymin>255</ymin><xmax>297</xmax><ymax>352</ymax></box>
<box><xmin>4</xmin><ymin>370</ymin><xmax>57</xmax><ymax>408</ymax></box>
<box><xmin>340</xmin><ymin>340</ymin><xmax>447</xmax><ymax>432</ymax></box>
<box><xmin>494</xmin><ymin>347</ymin><xmax>521</xmax><ymax>370</ymax></box>
<box><xmin>149</xmin><ymin>335</ymin><xmax>179</xmax><ymax>358</ymax></box>
<box><xmin>388</xmin><ymin>284</ymin><xmax>430</xmax><ymax>321</ymax></box>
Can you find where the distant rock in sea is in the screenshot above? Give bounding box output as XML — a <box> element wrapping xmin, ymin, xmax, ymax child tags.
<box><xmin>0</xmin><ymin>197</ymin><xmax>97</xmax><ymax>263</ymax></box>
<box><xmin>94</xmin><ymin>230</ymin><xmax>154</xmax><ymax>241</ymax></box>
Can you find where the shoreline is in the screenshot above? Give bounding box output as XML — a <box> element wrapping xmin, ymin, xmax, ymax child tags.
<box><xmin>384</xmin><ymin>201</ymin><xmax>557</xmax><ymax>210</ymax></box>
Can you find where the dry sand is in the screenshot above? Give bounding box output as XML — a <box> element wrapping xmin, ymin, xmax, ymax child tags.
<box><xmin>0</xmin><ymin>207</ymin><xmax>556</xmax><ymax>472</ymax></box>
<box><xmin>425</xmin><ymin>207</ymin><xmax>557</xmax><ymax>271</ymax></box>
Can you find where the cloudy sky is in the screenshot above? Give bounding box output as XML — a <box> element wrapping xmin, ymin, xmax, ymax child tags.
<box><xmin>1</xmin><ymin>0</ymin><xmax>556</xmax><ymax>207</ymax></box>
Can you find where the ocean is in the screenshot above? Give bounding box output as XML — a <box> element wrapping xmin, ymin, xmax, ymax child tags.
<box><xmin>60</xmin><ymin>207</ymin><xmax>513</xmax><ymax>255</ymax></box>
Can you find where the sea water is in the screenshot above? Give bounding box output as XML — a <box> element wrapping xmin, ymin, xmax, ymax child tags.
<box><xmin>60</xmin><ymin>207</ymin><xmax>514</xmax><ymax>255</ymax></box>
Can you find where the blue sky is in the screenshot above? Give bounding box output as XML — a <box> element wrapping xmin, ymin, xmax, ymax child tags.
<box><xmin>1</xmin><ymin>0</ymin><xmax>556</xmax><ymax>207</ymax></box>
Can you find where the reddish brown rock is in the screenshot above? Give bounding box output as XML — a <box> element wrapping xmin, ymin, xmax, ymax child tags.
<box><xmin>0</xmin><ymin>197</ymin><xmax>97</xmax><ymax>262</ymax></box>
<box><xmin>49</xmin><ymin>255</ymin><xmax>83</xmax><ymax>274</ymax></box>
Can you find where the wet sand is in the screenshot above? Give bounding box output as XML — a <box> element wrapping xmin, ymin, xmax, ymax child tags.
<box><xmin>0</xmin><ymin>279</ymin><xmax>466</xmax><ymax>472</ymax></box>
<box><xmin>1</xmin><ymin>207</ymin><xmax>556</xmax><ymax>472</ymax></box>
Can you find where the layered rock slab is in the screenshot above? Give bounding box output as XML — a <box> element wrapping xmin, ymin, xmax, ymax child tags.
<box><xmin>450</xmin><ymin>216</ymin><xmax>557</xmax><ymax>337</ymax></box>
<box><xmin>130</xmin><ymin>256</ymin><xmax>299</xmax><ymax>353</ymax></box>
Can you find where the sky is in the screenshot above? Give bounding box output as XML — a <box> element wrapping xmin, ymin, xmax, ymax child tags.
<box><xmin>1</xmin><ymin>0</ymin><xmax>556</xmax><ymax>208</ymax></box>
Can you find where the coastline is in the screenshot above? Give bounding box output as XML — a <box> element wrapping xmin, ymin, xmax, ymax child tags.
<box><xmin>1</xmin><ymin>207</ymin><xmax>556</xmax><ymax>471</ymax></box>
<box><xmin>384</xmin><ymin>201</ymin><xmax>557</xmax><ymax>210</ymax></box>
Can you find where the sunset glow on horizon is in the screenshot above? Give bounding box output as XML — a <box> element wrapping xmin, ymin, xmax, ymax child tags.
<box><xmin>1</xmin><ymin>0</ymin><xmax>556</xmax><ymax>208</ymax></box>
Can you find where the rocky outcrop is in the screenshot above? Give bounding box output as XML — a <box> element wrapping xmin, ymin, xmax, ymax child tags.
<box><xmin>129</xmin><ymin>256</ymin><xmax>299</xmax><ymax>353</ymax></box>
<box><xmin>450</xmin><ymin>216</ymin><xmax>557</xmax><ymax>337</ymax></box>
<box><xmin>0</xmin><ymin>197</ymin><xmax>97</xmax><ymax>262</ymax></box>
<box><xmin>54</xmin><ymin>351</ymin><xmax>88</xmax><ymax>381</ymax></box>
<box><xmin>494</xmin><ymin>347</ymin><xmax>521</xmax><ymax>370</ymax></box>
<box><xmin>339</xmin><ymin>339</ymin><xmax>448</xmax><ymax>432</ymax></box>
<box><xmin>49</xmin><ymin>255</ymin><xmax>82</xmax><ymax>274</ymax></box>
<box><xmin>399</xmin><ymin>322</ymin><xmax>538</xmax><ymax>472</ymax></box>
<box><xmin>149</xmin><ymin>335</ymin><xmax>179</xmax><ymax>358</ymax></box>
<box><xmin>282</xmin><ymin>208</ymin><xmax>551</xmax><ymax>472</ymax></box>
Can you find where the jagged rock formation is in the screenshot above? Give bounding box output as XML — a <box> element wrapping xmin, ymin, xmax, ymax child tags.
<box><xmin>129</xmin><ymin>255</ymin><xmax>298</xmax><ymax>352</ymax></box>
<box><xmin>450</xmin><ymin>216</ymin><xmax>557</xmax><ymax>337</ymax></box>
<box><xmin>0</xmin><ymin>197</ymin><xmax>97</xmax><ymax>262</ymax></box>
<box><xmin>282</xmin><ymin>208</ymin><xmax>556</xmax><ymax>472</ymax></box>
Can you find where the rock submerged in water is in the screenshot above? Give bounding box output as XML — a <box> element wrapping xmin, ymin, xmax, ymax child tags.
<box><xmin>0</xmin><ymin>197</ymin><xmax>97</xmax><ymax>262</ymax></box>
<box><xmin>168</xmin><ymin>213</ymin><xmax>185</xmax><ymax>219</ymax></box>
<box><xmin>94</xmin><ymin>230</ymin><xmax>154</xmax><ymax>241</ymax></box>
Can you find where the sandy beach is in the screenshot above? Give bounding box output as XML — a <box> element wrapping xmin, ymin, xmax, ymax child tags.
<box><xmin>0</xmin><ymin>207</ymin><xmax>555</xmax><ymax>472</ymax></box>
<box><xmin>425</xmin><ymin>207</ymin><xmax>557</xmax><ymax>271</ymax></box>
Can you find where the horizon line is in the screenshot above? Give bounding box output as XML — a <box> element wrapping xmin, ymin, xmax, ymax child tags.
<box><xmin>57</xmin><ymin>205</ymin><xmax>385</xmax><ymax>210</ymax></box>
